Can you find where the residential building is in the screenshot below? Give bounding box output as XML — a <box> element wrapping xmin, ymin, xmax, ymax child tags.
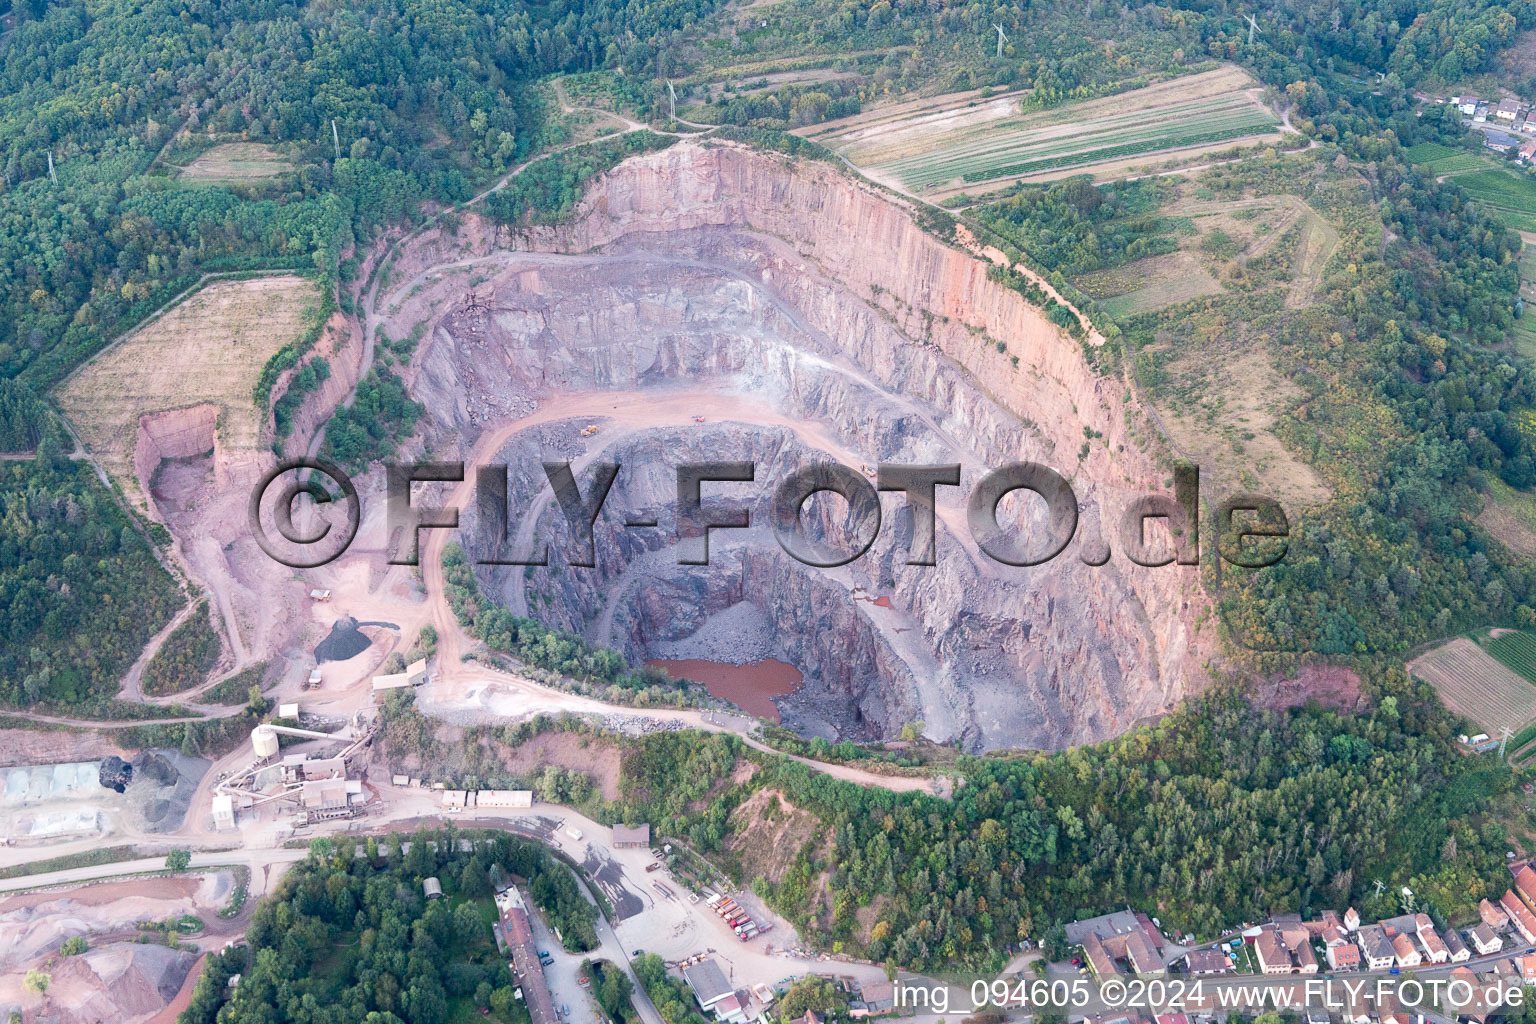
<box><xmin>1391</xmin><ymin>931</ymin><xmax>1422</xmax><ymax>968</ymax></box>
<box><xmin>1255</xmin><ymin>929</ymin><xmax>1292</xmax><ymax>975</ymax></box>
<box><xmin>1357</xmin><ymin>926</ymin><xmax>1396</xmax><ymax>970</ymax></box>
<box><xmin>1326</xmin><ymin>943</ymin><xmax>1361</xmax><ymax>970</ymax></box>
<box><xmin>1520</xmin><ymin>139</ymin><xmax>1536</xmax><ymax>163</ymax></box>
<box><xmin>1522</xmin><ymin>955</ymin><xmax>1536</xmax><ymax>983</ymax></box>
<box><xmin>1416</xmin><ymin>914</ymin><xmax>1450</xmax><ymax>963</ymax></box>
<box><xmin>1288</xmin><ymin>933</ymin><xmax>1319</xmax><ymax>974</ymax></box>
<box><xmin>1184</xmin><ymin>949</ymin><xmax>1231</xmax><ymax>975</ymax></box>
<box><xmin>1481</xmin><ymin>898</ymin><xmax>1509</xmax><ymax>930</ymax></box>
<box><xmin>497</xmin><ymin>887</ymin><xmax>555</xmax><ymax>1024</ymax></box>
<box><xmin>1134</xmin><ymin>913</ymin><xmax>1167</xmax><ymax>953</ymax></box>
<box><xmin>1498</xmin><ymin>98</ymin><xmax>1520</xmax><ymax>121</ymax></box>
<box><xmin>1501</xmin><ymin>890</ymin><xmax>1536</xmax><ymax>943</ymax></box>
<box><xmin>1344</xmin><ymin>907</ymin><xmax>1361</xmax><ymax>932</ymax></box>
<box><xmin>1475</xmin><ymin>103</ymin><xmax>1490</xmax><ymax>122</ymax></box>
<box><xmin>1126</xmin><ymin>931</ymin><xmax>1164</xmax><ymax>976</ymax></box>
<box><xmin>684</xmin><ymin>960</ymin><xmax>740</xmax><ymax>1021</ymax></box>
<box><xmin>1083</xmin><ymin>933</ymin><xmax>1121</xmax><ymax>980</ymax></box>
<box><xmin>854</xmin><ymin>980</ymin><xmax>896</xmax><ymax>1018</ymax></box>
<box><xmin>1445</xmin><ymin>928</ymin><xmax>1471</xmax><ymax>963</ymax></box>
<box><xmin>1458</xmin><ymin>97</ymin><xmax>1479</xmax><ymax>116</ymax></box>
<box><xmin>1469</xmin><ymin>923</ymin><xmax>1503</xmax><ymax>956</ymax></box>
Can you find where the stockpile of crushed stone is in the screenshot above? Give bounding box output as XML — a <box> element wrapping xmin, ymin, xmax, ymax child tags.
<box><xmin>45</xmin><ymin>942</ymin><xmax>195</xmax><ymax>1024</ymax></box>
<box><xmin>124</xmin><ymin>751</ymin><xmax>208</xmax><ymax>834</ymax></box>
<box><xmin>648</xmin><ymin>602</ymin><xmax>777</xmax><ymax>664</ymax></box>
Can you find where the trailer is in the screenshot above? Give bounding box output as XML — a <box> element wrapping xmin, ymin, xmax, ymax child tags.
<box><xmin>652</xmin><ymin>882</ymin><xmax>673</xmax><ymax>900</ymax></box>
<box><xmin>717</xmin><ymin>900</ymin><xmax>739</xmax><ymax>915</ymax></box>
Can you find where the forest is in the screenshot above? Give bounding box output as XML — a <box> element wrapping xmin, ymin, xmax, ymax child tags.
<box><xmin>140</xmin><ymin>599</ymin><xmax>222</xmax><ymax>697</ymax></box>
<box><xmin>610</xmin><ymin>672</ymin><xmax>1515</xmax><ymax>974</ymax></box>
<box><xmin>178</xmin><ymin>827</ymin><xmax>599</xmax><ymax>1024</ymax></box>
<box><xmin>0</xmin><ymin>437</ymin><xmax>183</xmax><ymax>709</ymax></box>
<box><xmin>0</xmin><ymin>0</ymin><xmax>724</xmax><ymax>709</ymax></box>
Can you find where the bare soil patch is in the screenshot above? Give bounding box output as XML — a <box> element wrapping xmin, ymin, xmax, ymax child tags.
<box><xmin>1084</xmin><ymin>252</ymin><xmax>1223</xmax><ymax>315</ymax></box>
<box><xmin>1152</xmin><ymin>348</ymin><xmax>1331</xmax><ymax>508</ymax></box>
<box><xmin>1409</xmin><ymin>637</ymin><xmax>1536</xmax><ymax>734</ymax></box>
<box><xmin>0</xmin><ymin>729</ymin><xmax>132</xmax><ymax>769</ymax></box>
<box><xmin>722</xmin><ymin>787</ymin><xmax>820</xmax><ymax>885</ymax></box>
<box><xmin>1250</xmin><ymin>664</ymin><xmax>1364</xmax><ymax>713</ymax></box>
<box><xmin>56</xmin><ymin>275</ymin><xmax>321</xmax><ymax>511</ymax></box>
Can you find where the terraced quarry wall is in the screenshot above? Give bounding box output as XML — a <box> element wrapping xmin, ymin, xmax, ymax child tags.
<box><xmin>401</xmin><ymin>139</ymin><xmax>1214</xmax><ymax>750</ymax></box>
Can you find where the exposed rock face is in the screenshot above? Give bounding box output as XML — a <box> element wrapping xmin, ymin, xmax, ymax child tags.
<box><xmin>402</xmin><ymin>140</ymin><xmax>1214</xmax><ymax>751</ymax></box>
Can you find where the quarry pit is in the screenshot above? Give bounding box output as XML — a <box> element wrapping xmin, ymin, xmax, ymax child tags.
<box><xmin>378</xmin><ymin>140</ymin><xmax>1213</xmax><ymax>751</ymax></box>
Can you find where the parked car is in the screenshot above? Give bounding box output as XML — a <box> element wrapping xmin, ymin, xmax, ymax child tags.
<box><xmin>633</xmin><ymin>949</ymin><xmax>644</xmax><ymax>958</ymax></box>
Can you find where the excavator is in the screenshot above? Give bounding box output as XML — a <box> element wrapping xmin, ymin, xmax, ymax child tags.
<box><xmin>580</xmin><ymin>424</ymin><xmax>599</xmax><ymax>437</ymax></box>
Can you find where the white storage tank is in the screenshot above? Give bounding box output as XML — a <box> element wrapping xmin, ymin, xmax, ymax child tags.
<box><xmin>252</xmin><ymin>724</ymin><xmax>280</xmax><ymax>758</ymax></box>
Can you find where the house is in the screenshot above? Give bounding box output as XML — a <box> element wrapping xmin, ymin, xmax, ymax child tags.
<box><xmin>423</xmin><ymin>877</ymin><xmax>443</xmax><ymax>899</ymax></box>
<box><xmin>1326</xmin><ymin>943</ymin><xmax>1361</xmax><ymax>970</ymax></box>
<box><xmin>1391</xmin><ymin>931</ymin><xmax>1422</xmax><ymax>968</ymax></box>
<box><xmin>1255</xmin><ymin>929</ymin><xmax>1292</xmax><ymax>975</ymax></box>
<box><xmin>1498</xmin><ymin>98</ymin><xmax>1520</xmax><ymax>121</ymax></box>
<box><xmin>1126</xmin><ymin>931</ymin><xmax>1164</xmax><ymax>976</ymax></box>
<box><xmin>709</xmin><ymin>995</ymin><xmax>748</xmax><ymax>1024</ymax></box>
<box><xmin>1475</xmin><ymin>103</ymin><xmax>1490</xmax><ymax>122</ymax></box>
<box><xmin>1458</xmin><ymin>97</ymin><xmax>1479</xmax><ymax>115</ymax></box>
<box><xmin>1357</xmin><ymin>925</ymin><xmax>1396</xmax><ymax>970</ymax></box>
<box><xmin>1308</xmin><ymin>910</ymin><xmax>1344</xmax><ymax>938</ymax></box>
<box><xmin>1520</xmin><ymin>140</ymin><xmax>1536</xmax><ymax>163</ymax></box>
<box><xmin>1344</xmin><ymin>907</ymin><xmax>1361</xmax><ymax>932</ymax></box>
<box><xmin>683</xmin><ymin>960</ymin><xmax>737</xmax><ymax>1015</ymax></box>
<box><xmin>1280</xmin><ymin>928</ymin><xmax>1319</xmax><ymax>974</ymax></box>
<box><xmin>1469</xmin><ymin>923</ymin><xmax>1503</xmax><ymax>955</ymax></box>
<box><xmin>1416</xmin><ymin>914</ymin><xmax>1450</xmax><ymax>963</ymax></box>
<box><xmin>612</xmin><ymin>824</ymin><xmax>651</xmax><ymax>848</ymax></box>
<box><xmin>1452</xmin><ymin>966</ymin><xmax>1494</xmax><ymax>1024</ymax></box>
<box><xmin>1134</xmin><ymin>912</ymin><xmax>1166</xmax><ymax>952</ymax></box>
<box><xmin>1083</xmin><ymin>933</ymin><xmax>1121</xmax><ymax>980</ymax></box>
<box><xmin>1480</xmin><ymin>898</ymin><xmax>1509</xmax><ymax>930</ymax></box>
<box><xmin>1487</xmin><ymin>132</ymin><xmax>1517</xmax><ymax>153</ymax></box>
<box><xmin>1184</xmin><ymin>949</ymin><xmax>1231</xmax><ymax>975</ymax></box>
<box><xmin>498</xmin><ymin>887</ymin><xmax>556</xmax><ymax>1024</ymax></box>
<box><xmin>853</xmin><ymin>980</ymin><xmax>895</xmax><ymax>1018</ymax></box>
<box><xmin>1445</xmin><ymin>928</ymin><xmax>1471</xmax><ymax>963</ymax></box>
<box><xmin>1522</xmin><ymin>955</ymin><xmax>1536</xmax><ymax>983</ymax></box>
<box><xmin>1500</xmin><ymin>890</ymin><xmax>1536</xmax><ymax>943</ymax></box>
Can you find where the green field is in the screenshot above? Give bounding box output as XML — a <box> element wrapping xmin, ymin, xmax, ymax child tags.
<box><xmin>1485</xmin><ymin>630</ymin><xmax>1536</xmax><ymax>682</ymax></box>
<box><xmin>1405</xmin><ymin>142</ymin><xmax>1460</xmax><ymax>164</ymax></box>
<box><xmin>884</xmin><ymin>96</ymin><xmax>1277</xmax><ymax>189</ymax></box>
<box><xmin>1455</xmin><ymin>168</ymin><xmax>1536</xmax><ymax>215</ymax></box>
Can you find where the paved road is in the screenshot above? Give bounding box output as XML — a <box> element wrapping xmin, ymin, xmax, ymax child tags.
<box><xmin>0</xmin><ymin>848</ymin><xmax>306</xmax><ymax>895</ymax></box>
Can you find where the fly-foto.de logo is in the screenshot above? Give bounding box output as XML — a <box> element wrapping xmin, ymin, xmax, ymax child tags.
<box><xmin>248</xmin><ymin>457</ymin><xmax>1290</xmax><ymax>572</ymax></box>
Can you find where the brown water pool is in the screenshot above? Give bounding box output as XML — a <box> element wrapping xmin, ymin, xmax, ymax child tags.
<box><xmin>645</xmin><ymin>658</ymin><xmax>804</xmax><ymax>722</ymax></box>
